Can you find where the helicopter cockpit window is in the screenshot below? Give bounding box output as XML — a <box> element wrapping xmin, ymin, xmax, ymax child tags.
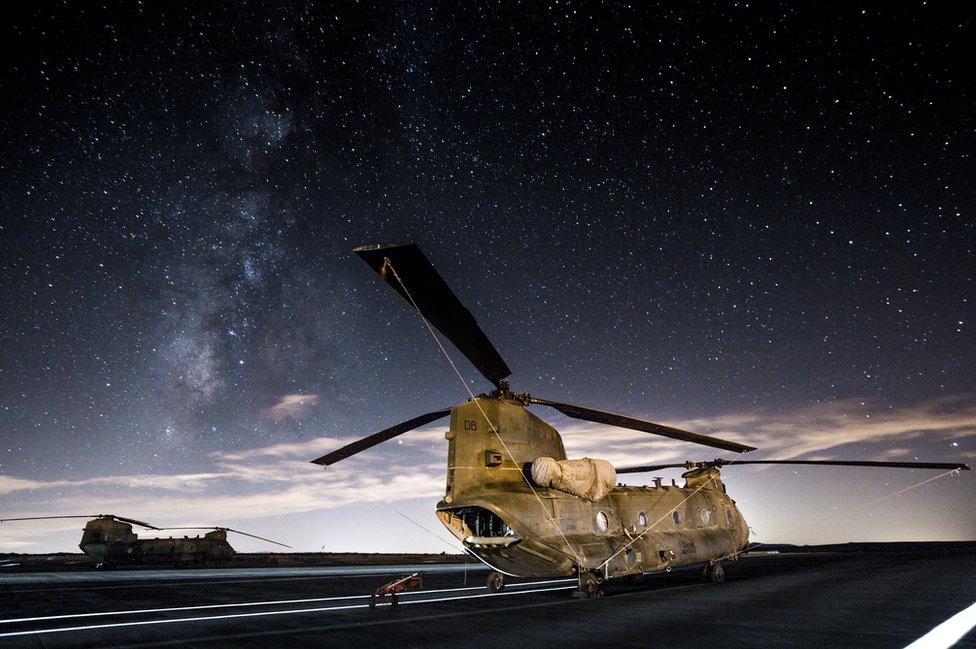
<box><xmin>672</xmin><ymin>510</ymin><xmax>681</xmax><ymax>526</ymax></box>
<box><xmin>638</xmin><ymin>512</ymin><xmax>648</xmax><ymax>527</ymax></box>
<box><xmin>595</xmin><ymin>511</ymin><xmax>609</xmax><ymax>532</ymax></box>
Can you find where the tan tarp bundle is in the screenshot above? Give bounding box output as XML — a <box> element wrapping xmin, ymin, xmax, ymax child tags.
<box><xmin>530</xmin><ymin>457</ymin><xmax>616</xmax><ymax>501</ymax></box>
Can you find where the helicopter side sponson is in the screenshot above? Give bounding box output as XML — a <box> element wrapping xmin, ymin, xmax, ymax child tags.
<box><xmin>435</xmin><ymin>397</ymin><xmax>749</xmax><ymax>578</ymax></box>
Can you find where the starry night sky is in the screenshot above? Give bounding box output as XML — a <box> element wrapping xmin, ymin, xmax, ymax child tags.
<box><xmin>1</xmin><ymin>1</ymin><xmax>973</xmax><ymax>553</ymax></box>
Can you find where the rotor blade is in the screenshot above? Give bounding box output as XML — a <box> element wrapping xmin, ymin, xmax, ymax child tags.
<box><xmin>0</xmin><ymin>515</ymin><xmax>95</xmax><ymax>523</ymax></box>
<box><xmin>718</xmin><ymin>459</ymin><xmax>972</xmax><ymax>471</ymax></box>
<box><xmin>0</xmin><ymin>514</ymin><xmax>160</xmax><ymax>529</ymax></box>
<box><xmin>109</xmin><ymin>515</ymin><xmax>161</xmax><ymax>530</ymax></box>
<box><xmin>161</xmin><ymin>527</ymin><xmax>292</xmax><ymax>549</ymax></box>
<box><xmin>528</xmin><ymin>398</ymin><xmax>757</xmax><ymax>453</ymax></box>
<box><xmin>354</xmin><ymin>244</ymin><xmax>511</xmax><ymax>388</ymax></box>
<box><xmin>618</xmin><ymin>459</ymin><xmax>972</xmax><ymax>473</ymax></box>
<box><xmin>222</xmin><ymin>528</ymin><xmax>293</xmax><ymax>549</ymax></box>
<box><xmin>617</xmin><ymin>462</ymin><xmax>693</xmax><ymax>474</ymax></box>
<box><xmin>310</xmin><ymin>408</ymin><xmax>451</xmax><ymax>467</ymax></box>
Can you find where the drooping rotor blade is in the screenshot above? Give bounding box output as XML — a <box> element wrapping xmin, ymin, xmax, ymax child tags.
<box><xmin>109</xmin><ymin>515</ymin><xmax>162</xmax><ymax>530</ymax></box>
<box><xmin>715</xmin><ymin>459</ymin><xmax>971</xmax><ymax>470</ymax></box>
<box><xmin>161</xmin><ymin>527</ymin><xmax>292</xmax><ymax>549</ymax></box>
<box><xmin>223</xmin><ymin>528</ymin><xmax>292</xmax><ymax>549</ymax></box>
<box><xmin>0</xmin><ymin>515</ymin><xmax>94</xmax><ymax>523</ymax></box>
<box><xmin>617</xmin><ymin>462</ymin><xmax>696</xmax><ymax>474</ymax></box>
<box><xmin>528</xmin><ymin>398</ymin><xmax>757</xmax><ymax>454</ymax></box>
<box><xmin>0</xmin><ymin>514</ymin><xmax>161</xmax><ymax>530</ymax></box>
<box><xmin>618</xmin><ymin>458</ymin><xmax>972</xmax><ymax>474</ymax></box>
<box><xmin>310</xmin><ymin>408</ymin><xmax>452</xmax><ymax>467</ymax></box>
<box><xmin>354</xmin><ymin>244</ymin><xmax>511</xmax><ymax>388</ymax></box>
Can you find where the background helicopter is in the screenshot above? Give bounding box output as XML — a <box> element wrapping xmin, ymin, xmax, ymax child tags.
<box><xmin>312</xmin><ymin>244</ymin><xmax>970</xmax><ymax>596</ymax></box>
<box><xmin>0</xmin><ymin>514</ymin><xmax>291</xmax><ymax>569</ymax></box>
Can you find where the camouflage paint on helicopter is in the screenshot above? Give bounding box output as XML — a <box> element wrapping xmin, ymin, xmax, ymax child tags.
<box><xmin>0</xmin><ymin>514</ymin><xmax>290</xmax><ymax>568</ymax></box>
<box><xmin>434</xmin><ymin>396</ymin><xmax>750</xmax><ymax>580</ymax></box>
<box><xmin>79</xmin><ymin>517</ymin><xmax>235</xmax><ymax>568</ymax></box>
<box><xmin>312</xmin><ymin>244</ymin><xmax>971</xmax><ymax>596</ymax></box>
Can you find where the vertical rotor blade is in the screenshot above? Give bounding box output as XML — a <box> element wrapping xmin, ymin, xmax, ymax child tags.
<box><xmin>354</xmin><ymin>244</ymin><xmax>511</xmax><ymax>388</ymax></box>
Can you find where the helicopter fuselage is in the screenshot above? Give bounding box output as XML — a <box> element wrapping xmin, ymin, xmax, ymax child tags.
<box><xmin>435</xmin><ymin>397</ymin><xmax>750</xmax><ymax>578</ymax></box>
<box><xmin>79</xmin><ymin>519</ymin><xmax>235</xmax><ymax>567</ymax></box>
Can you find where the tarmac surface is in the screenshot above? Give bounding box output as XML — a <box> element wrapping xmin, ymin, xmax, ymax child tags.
<box><xmin>0</xmin><ymin>548</ymin><xmax>973</xmax><ymax>648</ymax></box>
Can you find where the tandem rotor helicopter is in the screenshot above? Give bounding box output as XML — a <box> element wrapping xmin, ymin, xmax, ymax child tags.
<box><xmin>0</xmin><ymin>514</ymin><xmax>290</xmax><ymax>569</ymax></box>
<box><xmin>312</xmin><ymin>244</ymin><xmax>970</xmax><ymax>597</ymax></box>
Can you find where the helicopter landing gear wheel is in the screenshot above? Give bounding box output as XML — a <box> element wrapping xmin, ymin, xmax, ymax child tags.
<box><xmin>486</xmin><ymin>570</ymin><xmax>506</xmax><ymax>593</ymax></box>
<box><xmin>574</xmin><ymin>570</ymin><xmax>603</xmax><ymax>598</ymax></box>
<box><xmin>703</xmin><ymin>561</ymin><xmax>725</xmax><ymax>584</ymax></box>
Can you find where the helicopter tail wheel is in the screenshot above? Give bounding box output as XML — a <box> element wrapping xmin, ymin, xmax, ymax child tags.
<box><xmin>703</xmin><ymin>561</ymin><xmax>725</xmax><ymax>584</ymax></box>
<box><xmin>486</xmin><ymin>570</ymin><xmax>506</xmax><ymax>593</ymax></box>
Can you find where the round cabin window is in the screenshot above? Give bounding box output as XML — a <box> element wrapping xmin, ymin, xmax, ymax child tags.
<box><xmin>672</xmin><ymin>510</ymin><xmax>681</xmax><ymax>525</ymax></box>
<box><xmin>638</xmin><ymin>512</ymin><xmax>648</xmax><ymax>527</ymax></box>
<box><xmin>595</xmin><ymin>511</ymin><xmax>609</xmax><ymax>532</ymax></box>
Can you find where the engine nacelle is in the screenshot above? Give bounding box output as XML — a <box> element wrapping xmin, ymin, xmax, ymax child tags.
<box><xmin>530</xmin><ymin>456</ymin><xmax>616</xmax><ymax>501</ymax></box>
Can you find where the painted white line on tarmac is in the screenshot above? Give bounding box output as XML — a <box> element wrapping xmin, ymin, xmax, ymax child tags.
<box><xmin>903</xmin><ymin>600</ymin><xmax>976</xmax><ymax>649</ymax></box>
<box><xmin>0</xmin><ymin>593</ymin><xmax>370</xmax><ymax>625</ymax></box>
<box><xmin>0</xmin><ymin>585</ymin><xmax>577</xmax><ymax>638</ymax></box>
<box><xmin>0</xmin><ymin>578</ymin><xmax>575</xmax><ymax>625</ymax></box>
<box><xmin>0</xmin><ymin>564</ymin><xmax>484</xmax><ymax>585</ymax></box>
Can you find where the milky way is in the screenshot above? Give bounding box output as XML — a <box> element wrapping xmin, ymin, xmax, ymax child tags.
<box><xmin>0</xmin><ymin>2</ymin><xmax>973</xmax><ymax>552</ymax></box>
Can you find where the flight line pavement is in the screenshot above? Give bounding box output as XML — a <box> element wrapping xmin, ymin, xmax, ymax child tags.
<box><xmin>0</xmin><ymin>547</ymin><xmax>973</xmax><ymax>648</ymax></box>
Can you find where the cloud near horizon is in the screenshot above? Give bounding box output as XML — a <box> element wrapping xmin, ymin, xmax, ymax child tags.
<box><xmin>559</xmin><ymin>395</ymin><xmax>976</xmax><ymax>468</ymax></box>
<box><xmin>1</xmin><ymin>396</ymin><xmax>972</xmax><ymax>540</ymax></box>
